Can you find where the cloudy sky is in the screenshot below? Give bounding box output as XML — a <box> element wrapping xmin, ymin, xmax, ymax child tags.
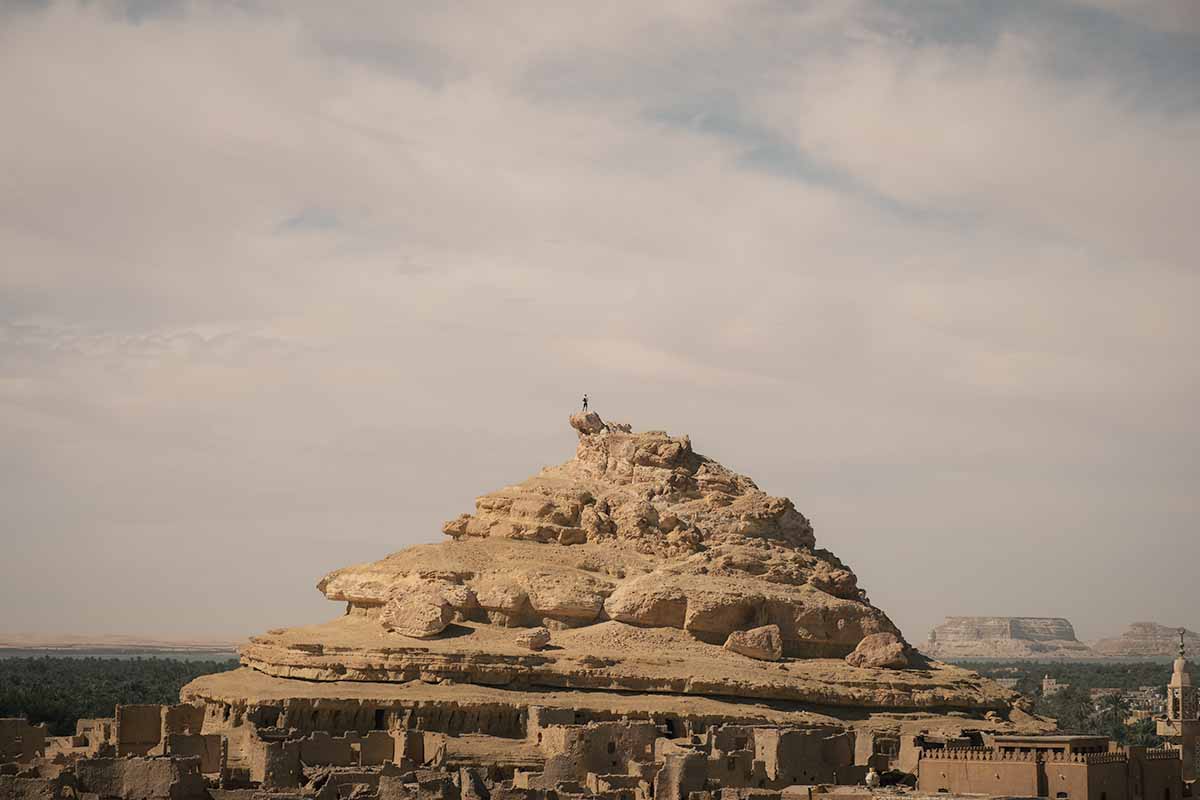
<box><xmin>2</xmin><ymin>0</ymin><xmax>1197</xmax><ymax>645</ymax></box>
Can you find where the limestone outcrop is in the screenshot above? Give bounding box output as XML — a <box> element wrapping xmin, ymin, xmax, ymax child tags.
<box><xmin>1092</xmin><ymin>623</ymin><xmax>1200</xmax><ymax>658</ymax></box>
<box><xmin>225</xmin><ymin>413</ymin><xmax>1019</xmax><ymax>714</ymax></box>
<box><xmin>845</xmin><ymin>632</ymin><xmax>908</xmax><ymax>670</ymax></box>
<box><xmin>379</xmin><ymin>589</ymin><xmax>452</xmax><ymax>639</ymax></box>
<box><xmin>514</xmin><ymin>627</ymin><xmax>551</xmax><ymax>651</ymax></box>
<box><xmin>723</xmin><ymin>624</ymin><xmax>783</xmax><ymax>661</ymax></box>
<box><xmin>923</xmin><ymin>617</ymin><xmax>1093</xmax><ymax>660</ymax></box>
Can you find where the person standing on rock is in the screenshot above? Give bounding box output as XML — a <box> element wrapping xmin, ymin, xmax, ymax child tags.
<box><xmin>582</xmin><ymin>394</ymin><xmax>589</xmax><ymax>412</ymax></box>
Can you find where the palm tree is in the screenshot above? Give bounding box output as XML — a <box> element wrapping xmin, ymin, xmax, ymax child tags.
<box><xmin>1099</xmin><ymin>692</ymin><xmax>1130</xmax><ymax>735</ymax></box>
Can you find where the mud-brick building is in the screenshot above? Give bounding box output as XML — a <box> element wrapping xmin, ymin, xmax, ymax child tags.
<box><xmin>918</xmin><ymin>736</ymin><xmax>1182</xmax><ymax>800</ymax></box>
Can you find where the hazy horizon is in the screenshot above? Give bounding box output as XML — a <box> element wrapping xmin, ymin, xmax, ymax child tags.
<box><xmin>2</xmin><ymin>0</ymin><xmax>1198</xmax><ymax>647</ymax></box>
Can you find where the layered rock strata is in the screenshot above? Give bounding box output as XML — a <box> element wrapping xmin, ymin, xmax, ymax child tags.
<box><xmin>923</xmin><ymin>617</ymin><xmax>1094</xmax><ymax>660</ymax></box>
<box><xmin>1092</xmin><ymin>623</ymin><xmax>1200</xmax><ymax>658</ymax></box>
<box><xmin>212</xmin><ymin>413</ymin><xmax>1021</xmax><ymax>717</ymax></box>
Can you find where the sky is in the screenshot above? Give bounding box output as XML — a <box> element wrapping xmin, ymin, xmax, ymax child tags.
<box><xmin>1</xmin><ymin>0</ymin><xmax>1198</xmax><ymax>645</ymax></box>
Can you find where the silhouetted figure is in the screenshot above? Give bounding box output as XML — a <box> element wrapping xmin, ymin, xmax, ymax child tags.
<box><xmin>582</xmin><ymin>394</ymin><xmax>589</xmax><ymax>412</ymax></box>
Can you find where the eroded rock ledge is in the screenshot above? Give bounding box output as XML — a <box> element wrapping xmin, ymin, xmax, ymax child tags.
<box><xmin>240</xmin><ymin>413</ymin><xmax>1016</xmax><ymax>713</ymax></box>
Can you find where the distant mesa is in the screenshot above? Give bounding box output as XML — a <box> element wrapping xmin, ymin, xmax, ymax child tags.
<box><xmin>923</xmin><ymin>616</ymin><xmax>1094</xmax><ymax>660</ymax></box>
<box><xmin>1092</xmin><ymin>622</ymin><xmax>1200</xmax><ymax>658</ymax></box>
<box><xmin>0</xmin><ymin>633</ymin><xmax>239</xmax><ymax>654</ymax></box>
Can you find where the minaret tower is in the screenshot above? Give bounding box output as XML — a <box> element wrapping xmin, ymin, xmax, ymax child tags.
<box><xmin>1159</xmin><ymin>629</ymin><xmax>1198</xmax><ymax>780</ymax></box>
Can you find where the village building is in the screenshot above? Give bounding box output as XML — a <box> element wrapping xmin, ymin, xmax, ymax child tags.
<box><xmin>1159</xmin><ymin>630</ymin><xmax>1199</xmax><ymax>781</ymax></box>
<box><xmin>917</xmin><ymin>734</ymin><xmax>1182</xmax><ymax>800</ymax></box>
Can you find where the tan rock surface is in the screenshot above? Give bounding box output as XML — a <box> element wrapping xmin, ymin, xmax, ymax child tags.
<box><xmin>1092</xmin><ymin>622</ymin><xmax>1200</xmax><ymax>658</ymax></box>
<box><xmin>232</xmin><ymin>413</ymin><xmax>1018</xmax><ymax>717</ymax></box>
<box><xmin>923</xmin><ymin>616</ymin><xmax>1094</xmax><ymax>660</ymax></box>
<box><xmin>379</xmin><ymin>589</ymin><xmax>453</xmax><ymax>638</ymax></box>
<box><xmin>724</xmin><ymin>624</ymin><xmax>784</xmax><ymax>661</ymax></box>
<box><xmin>845</xmin><ymin>632</ymin><xmax>908</xmax><ymax>669</ymax></box>
<box><xmin>237</xmin><ymin>612</ymin><xmax>1010</xmax><ymax>710</ymax></box>
<box><xmin>181</xmin><ymin>666</ymin><xmax>1052</xmax><ymax>747</ymax></box>
<box><xmin>514</xmin><ymin>627</ymin><xmax>551</xmax><ymax>651</ymax></box>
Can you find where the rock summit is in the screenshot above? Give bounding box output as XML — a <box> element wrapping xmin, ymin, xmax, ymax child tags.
<box><xmin>189</xmin><ymin>413</ymin><xmax>1019</xmax><ymax>719</ymax></box>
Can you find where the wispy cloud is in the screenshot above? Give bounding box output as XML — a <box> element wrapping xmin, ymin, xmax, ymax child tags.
<box><xmin>0</xmin><ymin>0</ymin><xmax>1196</xmax><ymax>640</ymax></box>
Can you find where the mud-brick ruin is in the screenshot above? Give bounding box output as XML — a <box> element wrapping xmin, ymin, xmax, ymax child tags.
<box><xmin>16</xmin><ymin>412</ymin><xmax>1188</xmax><ymax>800</ymax></box>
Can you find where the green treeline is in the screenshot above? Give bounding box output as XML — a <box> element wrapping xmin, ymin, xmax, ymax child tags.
<box><xmin>958</xmin><ymin>660</ymin><xmax>1173</xmax><ymax>694</ymax></box>
<box><xmin>0</xmin><ymin>657</ymin><xmax>238</xmax><ymax>736</ymax></box>
<box><xmin>959</xmin><ymin>660</ymin><xmax>1170</xmax><ymax>746</ymax></box>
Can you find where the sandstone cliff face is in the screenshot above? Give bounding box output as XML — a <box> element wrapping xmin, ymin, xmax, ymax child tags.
<box><xmin>318</xmin><ymin>412</ymin><xmax>895</xmax><ymax>659</ymax></box>
<box><xmin>236</xmin><ymin>414</ymin><xmax>1018</xmax><ymax>712</ymax></box>
<box><xmin>1092</xmin><ymin>623</ymin><xmax>1200</xmax><ymax>658</ymax></box>
<box><xmin>923</xmin><ymin>617</ymin><xmax>1093</xmax><ymax>660</ymax></box>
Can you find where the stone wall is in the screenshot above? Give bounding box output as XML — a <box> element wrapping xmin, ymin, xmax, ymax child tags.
<box><xmin>918</xmin><ymin>745</ymin><xmax>1185</xmax><ymax>800</ymax></box>
<box><xmin>74</xmin><ymin>756</ymin><xmax>207</xmax><ymax>800</ymax></box>
<box><xmin>538</xmin><ymin>721</ymin><xmax>659</xmax><ymax>782</ymax></box>
<box><xmin>200</xmin><ymin>697</ymin><xmax>525</xmax><ymax>739</ymax></box>
<box><xmin>0</xmin><ymin>720</ymin><xmax>47</xmax><ymax>764</ymax></box>
<box><xmin>162</xmin><ymin>733</ymin><xmax>223</xmax><ymax>773</ymax></box>
<box><xmin>115</xmin><ymin>706</ymin><xmax>164</xmax><ymax>757</ymax></box>
<box><xmin>918</xmin><ymin>749</ymin><xmax>1041</xmax><ymax>796</ymax></box>
<box><xmin>0</xmin><ymin>774</ymin><xmax>73</xmax><ymax>800</ymax></box>
<box><xmin>654</xmin><ymin>751</ymin><xmax>706</xmax><ymax>800</ymax></box>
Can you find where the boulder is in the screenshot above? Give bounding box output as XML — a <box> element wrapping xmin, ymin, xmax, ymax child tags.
<box><xmin>845</xmin><ymin>632</ymin><xmax>909</xmax><ymax>669</ymax></box>
<box><xmin>569</xmin><ymin>412</ymin><xmax>607</xmax><ymax>436</ymax></box>
<box><xmin>514</xmin><ymin>627</ymin><xmax>551</xmax><ymax>651</ymax></box>
<box><xmin>724</xmin><ymin>624</ymin><xmax>783</xmax><ymax>661</ymax></box>
<box><xmin>381</xmin><ymin>590</ymin><xmax>453</xmax><ymax>638</ymax></box>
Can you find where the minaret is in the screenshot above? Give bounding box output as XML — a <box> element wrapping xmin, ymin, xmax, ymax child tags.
<box><xmin>1159</xmin><ymin>629</ymin><xmax>1198</xmax><ymax>780</ymax></box>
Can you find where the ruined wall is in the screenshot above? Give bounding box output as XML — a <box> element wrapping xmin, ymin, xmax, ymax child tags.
<box><xmin>115</xmin><ymin>706</ymin><xmax>163</xmax><ymax>757</ymax></box>
<box><xmin>245</xmin><ymin>737</ymin><xmax>301</xmax><ymax>789</ymax></box>
<box><xmin>852</xmin><ymin>730</ymin><xmax>898</xmax><ymax>771</ymax></box>
<box><xmin>706</xmin><ymin>748</ymin><xmax>764</xmax><ymax>789</ymax></box>
<box><xmin>298</xmin><ymin>731</ymin><xmax>356</xmax><ymax>766</ymax></box>
<box><xmin>0</xmin><ymin>775</ymin><xmax>73</xmax><ymax>800</ymax></box>
<box><xmin>654</xmin><ymin>751</ymin><xmax>707</xmax><ymax>800</ymax></box>
<box><xmin>162</xmin><ymin>733</ymin><xmax>223</xmax><ymax>773</ymax></box>
<box><xmin>0</xmin><ymin>719</ymin><xmax>47</xmax><ymax>764</ymax></box>
<box><xmin>199</xmin><ymin>696</ymin><xmax>525</xmax><ymax>739</ymax></box>
<box><xmin>73</xmin><ymin>718</ymin><xmax>114</xmax><ymax>756</ymax></box>
<box><xmin>74</xmin><ymin>756</ymin><xmax>207</xmax><ymax>800</ymax></box>
<box><xmin>360</xmin><ymin>731</ymin><xmax>400</xmax><ymax>766</ymax></box>
<box><xmin>755</xmin><ymin>728</ymin><xmax>854</xmax><ymax>785</ymax></box>
<box><xmin>539</xmin><ymin>721</ymin><xmax>659</xmax><ymax>781</ymax></box>
<box><xmin>160</xmin><ymin>705</ymin><xmax>204</xmax><ymax>738</ymax></box>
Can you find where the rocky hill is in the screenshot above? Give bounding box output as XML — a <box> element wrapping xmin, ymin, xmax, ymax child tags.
<box><xmin>186</xmin><ymin>412</ymin><xmax>1034</xmax><ymax>737</ymax></box>
<box><xmin>1092</xmin><ymin>622</ymin><xmax>1200</xmax><ymax>658</ymax></box>
<box><xmin>923</xmin><ymin>616</ymin><xmax>1094</xmax><ymax>660</ymax></box>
